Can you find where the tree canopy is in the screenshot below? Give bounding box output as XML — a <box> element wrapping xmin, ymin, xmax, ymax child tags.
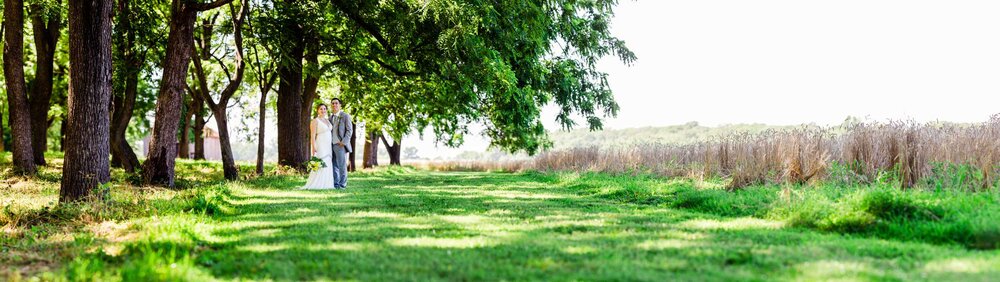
<box><xmin>262</xmin><ymin>0</ymin><xmax>634</xmax><ymax>155</ymax></box>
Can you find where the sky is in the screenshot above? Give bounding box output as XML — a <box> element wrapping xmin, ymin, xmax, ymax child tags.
<box><xmin>592</xmin><ymin>0</ymin><xmax>1000</xmax><ymax>128</ymax></box>
<box><xmin>405</xmin><ymin>0</ymin><xmax>1000</xmax><ymax>158</ymax></box>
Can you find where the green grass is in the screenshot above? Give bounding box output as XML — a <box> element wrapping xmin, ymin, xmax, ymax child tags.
<box><xmin>3</xmin><ymin>156</ymin><xmax>1000</xmax><ymax>281</ymax></box>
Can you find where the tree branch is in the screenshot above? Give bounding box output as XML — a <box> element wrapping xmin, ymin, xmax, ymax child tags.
<box><xmin>329</xmin><ymin>0</ymin><xmax>395</xmax><ymax>55</ymax></box>
<box><xmin>371</xmin><ymin>57</ymin><xmax>419</xmax><ymax>76</ymax></box>
<box><xmin>192</xmin><ymin>0</ymin><xmax>234</xmax><ymax>12</ymax></box>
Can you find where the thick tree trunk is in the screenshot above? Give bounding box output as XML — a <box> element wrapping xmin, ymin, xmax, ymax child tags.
<box><xmin>110</xmin><ymin>0</ymin><xmax>142</xmax><ymax>172</ymax></box>
<box><xmin>142</xmin><ymin>0</ymin><xmax>233</xmax><ymax>186</ymax></box>
<box><xmin>380</xmin><ymin>135</ymin><xmax>401</xmax><ymax>166</ymax></box>
<box><xmin>300</xmin><ymin>46</ymin><xmax>319</xmax><ymax>154</ymax></box>
<box><xmin>276</xmin><ymin>36</ymin><xmax>306</xmax><ymax>169</ymax></box>
<box><xmin>3</xmin><ymin>0</ymin><xmax>37</xmax><ymax>174</ymax></box>
<box><xmin>142</xmin><ymin>1</ymin><xmax>199</xmax><ymax>187</ymax></box>
<box><xmin>363</xmin><ymin>131</ymin><xmax>379</xmax><ymax>168</ymax></box>
<box><xmin>27</xmin><ymin>3</ymin><xmax>61</xmax><ymax>165</ymax></box>
<box><xmin>348</xmin><ymin>122</ymin><xmax>356</xmax><ymax>171</ymax></box>
<box><xmin>62</xmin><ymin>0</ymin><xmax>113</xmax><ymax>202</ymax></box>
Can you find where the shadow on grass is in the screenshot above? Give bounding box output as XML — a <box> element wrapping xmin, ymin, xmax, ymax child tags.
<box><xmin>197</xmin><ymin>171</ymin><xmax>1000</xmax><ymax>281</ymax></box>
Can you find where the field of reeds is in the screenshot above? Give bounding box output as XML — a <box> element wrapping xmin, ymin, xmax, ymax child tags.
<box><xmin>531</xmin><ymin>116</ymin><xmax>1000</xmax><ymax>191</ymax></box>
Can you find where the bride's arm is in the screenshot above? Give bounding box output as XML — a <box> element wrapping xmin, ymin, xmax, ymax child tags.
<box><xmin>310</xmin><ymin>119</ymin><xmax>317</xmax><ymax>156</ymax></box>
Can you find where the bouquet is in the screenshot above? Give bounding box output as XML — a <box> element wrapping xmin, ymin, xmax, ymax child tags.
<box><xmin>306</xmin><ymin>156</ymin><xmax>327</xmax><ymax>172</ymax></box>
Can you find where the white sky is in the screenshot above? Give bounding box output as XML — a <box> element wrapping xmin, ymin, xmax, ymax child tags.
<box><xmin>594</xmin><ymin>0</ymin><xmax>1000</xmax><ymax>128</ymax></box>
<box><xmin>409</xmin><ymin>0</ymin><xmax>1000</xmax><ymax>158</ymax></box>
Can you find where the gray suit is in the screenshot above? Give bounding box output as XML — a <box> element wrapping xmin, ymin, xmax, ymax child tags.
<box><xmin>329</xmin><ymin>111</ymin><xmax>353</xmax><ymax>188</ymax></box>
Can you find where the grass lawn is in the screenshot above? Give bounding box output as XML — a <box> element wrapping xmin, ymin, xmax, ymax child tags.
<box><xmin>3</xmin><ymin>157</ymin><xmax>1000</xmax><ymax>280</ymax></box>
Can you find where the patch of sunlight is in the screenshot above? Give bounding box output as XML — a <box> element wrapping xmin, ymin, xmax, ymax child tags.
<box><xmin>439</xmin><ymin>215</ymin><xmax>486</xmax><ymax>224</ymax></box>
<box><xmin>306</xmin><ymin>242</ymin><xmax>367</xmax><ymax>252</ymax></box>
<box><xmin>535</xmin><ymin>215</ymin><xmax>571</xmax><ymax>220</ymax></box>
<box><xmin>483</xmin><ymin>190</ymin><xmax>564</xmax><ymax>199</ymax></box>
<box><xmin>396</xmin><ymin>223</ymin><xmax>435</xmax><ymax>230</ymax></box>
<box><xmin>345</xmin><ymin>210</ymin><xmax>402</xmax><ymax>219</ymax></box>
<box><xmin>662</xmin><ymin>230</ymin><xmax>708</xmax><ymax>240</ymax></box>
<box><xmin>563</xmin><ymin>246</ymin><xmax>597</xmax><ymax>254</ymax></box>
<box><xmin>694</xmin><ymin>179</ymin><xmax>727</xmax><ymax>190</ymax></box>
<box><xmin>45</xmin><ymin>232</ymin><xmax>74</xmax><ymax>244</ymax></box>
<box><xmin>240</xmin><ymin>243</ymin><xmax>289</xmax><ymax>253</ymax></box>
<box><xmin>923</xmin><ymin>258</ymin><xmax>998</xmax><ymax>274</ymax></box>
<box><xmin>247</xmin><ymin>228</ymin><xmax>279</xmax><ymax>238</ymax></box>
<box><xmin>89</xmin><ymin>220</ymin><xmax>138</xmax><ymax>243</ymax></box>
<box><xmin>240</xmin><ymin>189</ymin><xmax>340</xmax><ymax>199</ymax></box>
<box><xmin>291</xmin><ymin>207</ymin><xmax>316</xmax><ymax>214</ymax></box>
<box><xmin>679</xmin><ymin>218</ymin><xmax>784</xmax><ymax>230</ymax></box>
<box><xmin>102</xmin><ymin>244</ymin><xmax>125</xmax><ymax>257</ymax></box>
<box><xmin>796</xmin><ymin>260</ymin><xmax>875</xmax><ymax>279</ymax></box>
<box><xmin>387</xmin><ymin>236</ymin><xmax>497</xmax><ymax>249</ymax></box>
<box><xmin>636</xmin><ymin>239</ymin><xmax>700</xmax><ymax>250</ymax></box>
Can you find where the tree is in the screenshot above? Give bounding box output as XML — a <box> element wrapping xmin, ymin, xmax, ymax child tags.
<box><xmin>246</xmin><ymin>4</ymin><xmax>277</xmax><ymax>175</ymax></box>
<box><xmin>111</xmin><ymin>0</ymin><xmax>163</xmax><ymax>172</ymax></box>
<box><xmin>27</xmin><ymin>0</ymin><xmax>62</xmax><ymax>165</ymax></box>
<box><xmin>255</xmin><ymin>0</ymin><xmax>336</xmax><ymax>169</ymax></box>
<box><xmin>189</xmin><ymin>0</ymin><xmax>247</xmax><ymax>180</ymax></box>
<box><xmin>330</xmin><ymin>0</ymin><xmax>635</xmax><ymax>155</ymax></box>
<box><xmin>380</xmin><ymin>133</ymin><xmax>400</xmax><ymax>165</ymax></box>
<box><xmin>143</xmin><ymin>0</ymin><xmax>234</xmax><ymax>187</ymax></box>
<box><xmin>4</xmin><ymin>0</ymin><xmax>37</xmax><ymax>175</ymax></box>
<box><xmin>361</xmin><ymin>129</ymin><xmax>378</xmax><ymax>169</ymax></box>
<box><xmin>61</xmin><ymin>0</ymin><xmax>113</xmax><ymax>201</ymax></box>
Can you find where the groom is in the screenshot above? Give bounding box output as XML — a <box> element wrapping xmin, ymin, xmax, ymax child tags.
<box><xmin>329</xmin><ymin>98</ymin><xmax>354</xmax><ymax>189</ymax></box>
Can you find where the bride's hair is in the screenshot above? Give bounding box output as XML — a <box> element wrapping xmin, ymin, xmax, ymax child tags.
<box><xmin>315</xmin><ymin>104</ymin><xmax>328</xmax><ymax>118</ymax></box>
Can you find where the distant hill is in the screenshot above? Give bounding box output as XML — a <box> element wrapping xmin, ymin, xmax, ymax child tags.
<box><xmin>547</xmin><ymin>122</ymin><xmax>803</xmax><ymax>149</ymax></box>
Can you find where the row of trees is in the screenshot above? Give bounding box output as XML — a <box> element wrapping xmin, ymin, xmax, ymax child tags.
<box><xmin>1</xmin><ymin>0</ymin><xmax>634</xmax><ymax>202</ymax></box>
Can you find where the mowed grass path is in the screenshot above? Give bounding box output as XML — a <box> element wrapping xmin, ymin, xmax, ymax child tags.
<box><xmin>203</xmin><ymin>169</ymin><xmax>1000</xmax><ymax>281</ymax></box>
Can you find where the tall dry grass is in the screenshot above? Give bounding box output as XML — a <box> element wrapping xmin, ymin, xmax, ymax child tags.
<box><xmin>531</xmin><ymin>115</ymin><xmax>1000</xmax><ymax>191</ymax></box>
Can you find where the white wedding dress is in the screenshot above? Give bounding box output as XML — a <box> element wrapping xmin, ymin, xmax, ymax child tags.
<box><xmin>301</xmin><ymin>118</ymin><xmax>336</xmax><ymax>189</ymax></box>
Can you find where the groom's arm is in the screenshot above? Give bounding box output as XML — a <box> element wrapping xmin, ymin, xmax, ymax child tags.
<box><xmin>344</xmin><ymin>113</ymin><xmax>354</xmax><ymax>141</ymax></box>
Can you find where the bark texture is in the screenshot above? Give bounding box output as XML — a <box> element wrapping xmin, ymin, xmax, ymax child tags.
<box><xmin>61</xmin><ymin>0</ymin><xmax>114</xmax><ymax>202</ymax></box>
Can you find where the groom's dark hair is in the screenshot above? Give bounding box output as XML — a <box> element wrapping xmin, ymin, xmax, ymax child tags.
<box><xmin>331</xmin><ymin>98</ymin><xmax>343</xmax><ymax>104</ymax></box>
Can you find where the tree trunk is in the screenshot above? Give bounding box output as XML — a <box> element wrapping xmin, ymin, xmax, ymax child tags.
<box><xmin>255</xmin><ymin>76</ymin><xmax>275</xmax><ymax>175</ymax></box>
<box><xmin>380</xmin><ymin>134</ymin><xmax>401</xmax><ymax>165</ymax></box>
<box><xmin>256</xmin><ymin>88</ymin><xmax>268</xmax><ymax>175</ymax></box>
<box><xmin>3</xmin><ymin>0</ymin><xmax>37</xmax><ymax>175</ymax></box>
<box><xmin>27</xmin><ymin>2</ymin><xmax>61</xmax><ymax>166</ymax></box>
<box><xmin>363</xmin><ymin>131</ymin><xmax>379</xmax><ymax>168</ymax></box>
<box><xmin>276</xmin><ymin>35</ymin><xmax>306</xmax><ymax>169</ymax></box>
<box><xmin>179</xmin><ymin>109</ymin><xmax>191</xmax><ymax>158</ymax></box>
<box><xmin>193</xmin><ymin>97</ymin><xmax>206</xmax><ymax>160</ymax></box>
<box><xmin>0</xmin><ymin>104</ymin><xmax>5</xmax><ymax>153</ymax></box>
<box><xmin>142</xmin><ymin>0</ymin><xmax>200</xmax><ymax>187</ymax></box>
<box><xmin>61</xmin><ymin>0</ymin><xmax>113</xmax><ymax>202</ymax></box>
<box><xmin>348</xmin><ymin>122</ymin><xmax>356</xmax><ymax>172</ymax></box>
<box><xmin>300</xmin><ymin>46</ymin><xmax>319</xmax><ymax>154</ymax></box>
<box><xmin>110</xmin><ymin>0</ymin><xmax>142</xmax><ymax>172</ymax></box>
<box><xmin>212</xmin><ymin>107</ymin><xmax>238</xmax><ymax>179</ymax></box>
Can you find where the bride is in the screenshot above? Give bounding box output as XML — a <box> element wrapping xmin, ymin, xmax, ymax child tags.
<box><xmin>301</xmin><ymin>104</ymin><xmax>336</xmax><ymax>189</ymax></box>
